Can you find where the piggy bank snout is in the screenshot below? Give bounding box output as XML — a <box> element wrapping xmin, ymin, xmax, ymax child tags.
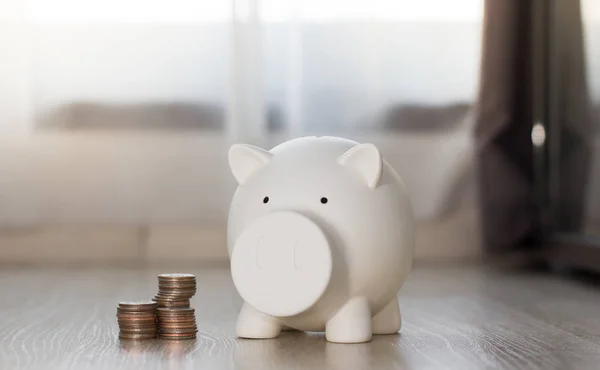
<box><xmin>231</xmin><ymin>211</ymin><xmax>333</xmax><ymax>318</ymax></box>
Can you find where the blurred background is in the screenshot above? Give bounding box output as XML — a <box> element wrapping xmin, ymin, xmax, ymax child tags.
<box><xmin>0</xmin><ymin>0</ymin><xmax>598</xmax><ymax>268</ymax></box>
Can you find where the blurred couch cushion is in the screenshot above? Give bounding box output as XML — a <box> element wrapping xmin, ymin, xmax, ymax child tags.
<box><xmin>383</xmin><ymin>102</ymin><xmax>471</xmax><ymax>132</ymax></box>
<box><xmin>38</xmin><ymin>102</ymin><xmax>225</xmax><ymax>131</ymax></box>
<box><xmin>37</xmin><ymin>101</ymin><xmax>289</xmax><ymax>133</ymax></box>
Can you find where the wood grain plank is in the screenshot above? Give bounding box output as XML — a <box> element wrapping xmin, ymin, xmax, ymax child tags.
<box><xmin>0</xmin><ymin>264</ymin><xmax>599</xmax><ymax>370</ymax></box>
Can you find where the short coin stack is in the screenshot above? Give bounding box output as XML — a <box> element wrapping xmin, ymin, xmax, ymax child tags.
<box><xmin>116</xmin><ymin>301</ymin><xmax>158</xmax><ymax>340</ymax></box>
<box><xmin>156</xmin><ymin>307</ymin><xmax>198</xmax><ymax>340</ymax></box>
<box><xmin>153</xmin><ymin>273</ymin><xmax>197</xmax><ymax>308</ymax></box>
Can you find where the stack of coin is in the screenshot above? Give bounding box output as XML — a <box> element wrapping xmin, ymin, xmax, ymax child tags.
<box><xmin>116</xmin><ymin>301</ymin><xmax>158</xmax><ymax>340</ymax></box>
<box><xmin>153</xmin><ymin>273</ymin><xmax>196</xmax><ymax>308</ymax></box>
<box><xmin>156</xmin><ymin>307</ymin><xmax>198</xmax><ymax>340</ymax></box>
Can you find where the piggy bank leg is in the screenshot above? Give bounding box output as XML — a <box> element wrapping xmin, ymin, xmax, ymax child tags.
<box><xmin>372</xmin><ymin>299</ymin><xmax>401</xmax><ymax>335</ymax></box>
<box><xmin>325</xmin><ymin>297</ymin><xmax>372</xmax><ymax>343</ymax></box>
<box><xmin>237</xmin><ymin>302</ymin><xmax>282</xmax><ymax>339</ymax></box>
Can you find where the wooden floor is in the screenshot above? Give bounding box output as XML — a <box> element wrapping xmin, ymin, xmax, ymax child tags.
<box><xmin>1</xmin><ymin>263</ymin><xmax>600</xmax><ymax>370</ymax></box>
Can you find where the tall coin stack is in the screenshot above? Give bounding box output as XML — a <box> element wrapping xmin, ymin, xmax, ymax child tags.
<box><xmin>116</xmin><ymin>301</ymin><xmax>158</xmax><ymax>340</ymax></box>
<box><xmin>154</xmin><ymin>273</ymin><xmax>198</xmax><ymax>339</ymax></box>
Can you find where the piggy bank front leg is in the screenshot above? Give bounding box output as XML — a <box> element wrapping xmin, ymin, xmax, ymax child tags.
<box><xmin>325</xmin><ymin>297</ymin><xmax>372</xmax><ymax>343</ymax></box>
<box><xmin>236</xmin><ymin>302</ymin><xmax>282</xmax><ymax>339</ymax></box>
<box><xmin>372</xmin><ymin>298</ymin><xmax>401</xmax><ymax>335</ymax></box>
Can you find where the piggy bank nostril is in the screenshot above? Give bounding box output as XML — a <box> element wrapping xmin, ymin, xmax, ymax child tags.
<box><xmin>255</xmin><ymin>236</ymin><xmax>265</xmax><ymax>268</ymax></box>
<box><xmin>294</xmin><ymin>239</ymin><xmax>312</xmax><ymax>270</ymax></box>
<box><xmin>293</xmin><ymin>239</ymin><xmax>302</xmax><ymax>270</ymax></box>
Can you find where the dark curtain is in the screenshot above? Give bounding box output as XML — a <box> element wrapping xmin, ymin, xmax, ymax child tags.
<box><xmin>474</xmin><ymin>0</ymin><xmax>593</xmax><ymax>251</ymax></box>
<box><xmin>550</xmin><ymin>0</ymin><xmax>593</xmax><ymax>232</ymax></box>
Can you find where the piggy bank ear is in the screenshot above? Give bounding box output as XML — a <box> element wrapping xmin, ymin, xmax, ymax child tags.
<box><xmin>337</xmin><ymin>143</ymin><xmax>382</xmax><ymax>189</ymax></box>
<box><xmin>228</xmin><ymin>144</ymin><xmax>273</xmax><ymax>185</ymax></box>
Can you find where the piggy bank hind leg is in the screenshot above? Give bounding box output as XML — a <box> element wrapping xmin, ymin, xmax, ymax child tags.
<box><xmin>372</xmin><ymin>298</ymin><xmax>401</xmax><ymax>335</ymax></box>
<box><xmin>236</xmin><ymin>302</ymin><xmax>282</xmax><ymax>339</ymax></box>
<box><xmin>325</xmin><ymin>297</ymin><xmax>372</xmax><ymax>343</ymax></box>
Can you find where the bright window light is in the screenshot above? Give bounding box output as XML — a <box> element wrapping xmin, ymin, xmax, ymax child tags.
<box><xmin>25</xmin><ymin>0</ymin><xmax>483</xmax><ymax>23</ymax></box>
<box><xmin>26</xmin><ymin>0</ymin><xmax>231</xmax><ymax>23</ymax></box>
<box><xmin>583</xmin><ymin>0</ymin><xmax>600</xmax><ymax>23</ymax></box>
<box><xmin>261</xmin><ymin>0</ymin><xmax>484</xmax><ymax>22</ymax></box>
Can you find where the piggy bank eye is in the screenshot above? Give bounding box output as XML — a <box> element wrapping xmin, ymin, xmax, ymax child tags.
<box><xmin>263</xmin><ymin>196</ymin><xmax>269</xmax><ymax>204</ymax></box>
<box><xmin>320</xmin><ymin>197</ymin><xmax>328</xmax><ymax>204</ymax></box>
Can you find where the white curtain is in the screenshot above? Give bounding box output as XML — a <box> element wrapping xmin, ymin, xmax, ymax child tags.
<box><xmin>0</xmin><ymin>0</ymin><xmax>484</xmax><ymax>225</ymax></box>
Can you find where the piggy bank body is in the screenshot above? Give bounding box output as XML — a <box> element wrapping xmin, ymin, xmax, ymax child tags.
<box><xmin>227</xmin><ymin>136</ymin><xmax>415</xmax><ymax>343</ymax></box>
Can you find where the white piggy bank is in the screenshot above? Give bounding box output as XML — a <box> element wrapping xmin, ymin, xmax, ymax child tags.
<box><xmin>227</xmin><ymin>136</ymin><xmax>415</xmax><ymax>343</ymax></box>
